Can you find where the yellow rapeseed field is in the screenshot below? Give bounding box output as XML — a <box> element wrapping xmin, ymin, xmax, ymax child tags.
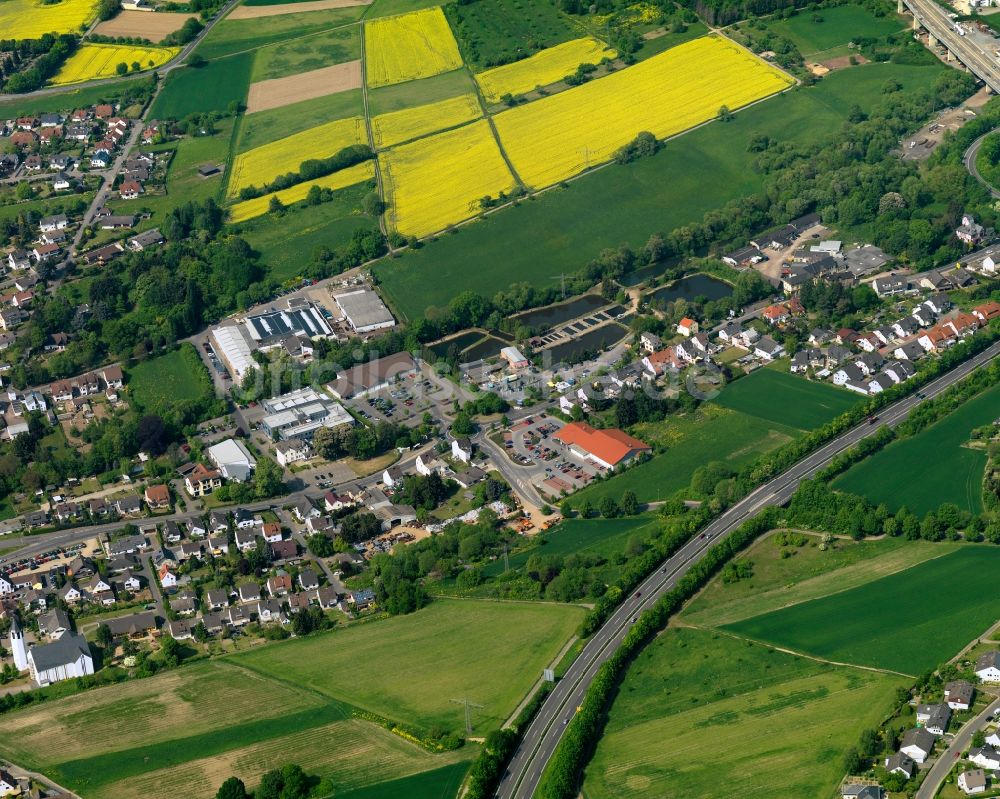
<box><xmin>51</xmin><ymin>43</ymin><xmax>179</xmax><ymax>85</ymax></box>
<box><xmin>364</xmin><ymin>8</ymin><xmax>463</xmax><ymax>88</ymax></box>
<box><xmin>476</xmin><ymin>37</ymin><xmax>617</xmax><ymax>103</ymax></box>
<box><xmin>228</xmin><ymin>116</ymin><xmax>367</xmax><ymax>196</ymax></box>
<box><xmin>228</xmin><ymin>161</ymin><xmax>376</xmax><ymax>223</ymax></box>
<box><xmin>494</xmin><ymin>36</ymin><xmax>794</xmax><ymax>188</ymax></box>
<box><xmin>0</xmin><ymin>0</ymin><xmax>99</xmax><ymax>39</ymax></box>
<box><xmin>371</xmin><ymin>93</ymin><xmax>481</xmax><ymax>149</ymax></box>
<box><xmin>381</xmin><ymin>119</ymin><xmax>516</xmax><ymax>237</ymax></box>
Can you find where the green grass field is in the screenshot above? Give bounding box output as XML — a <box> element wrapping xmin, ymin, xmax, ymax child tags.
<box><xmin>681</xmin><ymin>533</ymin><xmax>958</xmax><ymax>628</ymax></box>
<box><xmin>234</xmin><ymin>599</ymin><xmax>584</xmax><ymax>731</ymax></box>
<box><xmin>333</xmin><ymin>761</ymin><xmax>472</xmax><ymax>799</ymax></box>
<box><xmin>366</xmin><ymin>68</ymin><xmax>477</xmax><ymax>115</ymax></box>
<box><xmin>725</xmin><ymin>545</ymin><xmax>1000</xmax><ymax>675</ymax></box>
<box><xmin>150</xmin><ymin>54</ymin><xmax>254</xmax><ymax>118</ymax></box>
<box><xmin>108</xmin><ymin>121</ymin><xmax>232</xmax><ymax>226</ymax></box>
<box><xmin>833</xmin><ymin>381</ymin><xmax>1000</xmax><ymax>514</ymax></box>
<box><xmin>571</xmin><ymin>405</ymin><xmax>801</xmax><ymax>505</ymax></box>
<box><xmin>583</xmin><ymin>627</ymin><xmax>901</xmax><ymax>799</ymax></box>
<box><xmin>365</xmin><ymin>0</ymin><xmax>451</xmax><ymax>19</ymax></box>
<box><xmin>127</xmin><ymin>345</ymin><xmax>213</xmax><ymax>415</ymax></box>
<box><xmin>242</xmin><ymin>182</ymin><xmax>378</xmax><ymax>282</ymax></box>
<box><xmin>482</xmin><ymin>515</ymin><xmax>662</xmax><ymax>577</ymax></box>
<box><xmin>715</xmin><ymin>369</ymin><xmax>861</xmax><ymax>430</ymax></box>
<box><xmin>250</xmin><ymin>24</ymin><xmax>360</xmax><ymax>81</ymax></box>
<box><xmin>374</xmin><ymin>61</ymin><xmax>944</xmax><ymax>319</ymax></box>
<box><xmin>763</xmin><ymin>4</ymin><xmax>905</xmax><ymax>56</ymax></box>
<box><xmin>237</xmin><ymin>90</ymin><xmax>364</xmax><ymax>152</ymax></box>
<box><xmin>0</xmin><ymin>78</ymin><xmax>154</xmax><ymax>117</ymax></box>
<box><xmin>444</xmin><ymin>0</ymin><xmax>579</xmax><ymax>70</ymax></box>
<box><xmin>196</xmin><ymin>9</ymin><xmax>363</xmax><ymax>60</ymax></box>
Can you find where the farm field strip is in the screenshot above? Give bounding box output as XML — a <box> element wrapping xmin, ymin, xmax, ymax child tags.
<box><xmin>228</xmin><ymin>0</ymin><xmax>370</xmax><ymax>19</ymax></box>
<box><xmin>0</xmin><ymin>0</ymin><xmax>99</xmax><ymax>38</ymax></box>
<box><xmin>364</xmin><ymin>7</ymin><xmax>463</xmax><ymax>87</ymax></box>
<box><xmin>584</xmin><ymin>627</ymin><xmax>901</xmax><ymax>799</ymax></box>
<box><xmin>493</xmin><ymin>35</ymin><xmax>794</xmax><ymax>188</ymax></box>
<box><xmin>380</xmin><ymin>119</ymin><xmax>516</xmax><ymax>237</ymax></box>
<box><xmin>229</xmin><ymin>160</ymin><xmax>375</xmax><ymax>222</ymax></box>
<box><xmin>88</xmin><ymin>719</ymin><xmax>469</xmax><ymax>799</ymax></box>
<box><xmin>724</xmin><ymin>546</ymin><xmax>1000</xmax><ymax>675</ymax></box>
<box><xmin>371</xmin><ymin>93</ymin><xmax>481</xmax><ymax>148</ymax></box>
<box><xmin>832</xmin><ymin>380</ymin><xmax>1000</xmax><ymax>514</ymax></box>
<box><xmin>246</xmin><ymin>60</ymin><xmax>362</xmax><ymax>113</ymax></box>
<box><xmin>475</xmin><ymin>36</ymin><xmax>617</xmax><ymax>103</ymax></box>
<box><xmin>228</xmin><ymin>116</ymin><xmax>366</xmax><ymax>195</ymax></box>
<box><xmin>52</xmin><ymin>43</ymin><xmax>179</xmax><ymax>85</ymax></box>
<box><xmin>93</xmin><ymin>10</ymin><xmax>196</xmax><ymax>41</ymax></box>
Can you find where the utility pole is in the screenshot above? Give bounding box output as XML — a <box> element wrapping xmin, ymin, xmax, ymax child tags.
<box><xmin>503</xmin><ymin>542</ymin><xmax>510</xmax><ymax>573</ymax></box>
<box><xmin>450</xmin><ymin>697</ymin><xmax>485</xmax><ymax>735</ymax></box>
<box><xmin>551</xmin><ymin>273</ymin><xmax>568</xmax><ymax>298</ymax></box>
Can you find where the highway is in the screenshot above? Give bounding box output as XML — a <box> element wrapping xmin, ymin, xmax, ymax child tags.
<box><xmin>904</xmin><ymin>0</ymin><xmax>1000</xmax><ymax>92</ymax></box>
<box><xmin>496</xmin><ymin>339</ymin><xmax>1000</xmax><ymax>799</ymax></box>
<box><xmin>964</xmin><ymin>129</ymin><xmax>1000</xmax><ymax>199</ymax></box>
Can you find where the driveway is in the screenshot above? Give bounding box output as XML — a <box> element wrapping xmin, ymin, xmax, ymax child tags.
<box><xmin>915</xmin><ymin>695</ymin><xmax>1000</xmax><ymax>799</ymax></box>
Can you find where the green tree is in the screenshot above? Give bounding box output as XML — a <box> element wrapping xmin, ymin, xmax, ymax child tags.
<box><xmin>599</xmin><ymin>496</ymin><xmax>619</xmax><ymax>518</ymax></box>
<box><xmin>215</xmin><ymin>777</ymin><xmax>249</xmax><ymax>799</ymax></box>
<box><xmin>620</xmin><ymin>490</ymin><xmax>638</xmax><ymax>516</ymax></box>
<box><xmin>115</xmin><ymin>61</ymin><xmax>128</xmax><ymax>75</ymax></box>
<box><xmin>96</xmin><ymin>623</ymin><xmax>112</xmax><ymax>648</ymax></box>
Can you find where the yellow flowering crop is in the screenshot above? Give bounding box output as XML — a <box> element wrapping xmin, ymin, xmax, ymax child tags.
<box><xmin>364</xmin><ymin>8</ymin><xmax>463</xmax><ymax>88</ymax></box>
<box><xmin>228</xmin><ymin>161</ymin><xmax>376</xmax><ymax>223</ymax></box>
<box><xmin>0</xmin><ymin>0</ymin><xmax>99</xmax><ymax>39</ymax></box>
<box><xmin>371</xmin><ymin>94</ymin><xmax>481</xmax><ymax>149</ymax></box>
<box><xmin>381</xmin><ymin>120</ymin><xmax>516</xmax><ymax>237</ymax></box>
<box><xmin>228</xmin><ymin>116</ymin><xmax>367</xmax><ymax>196</ymax></box>
<box><xmin>51</xmin><ymin>43</ymin><xmax>179</xmax><ymax>85</ymax></box>
<box><xmin>476</xmin><ymin>37</ymin><xmax>617</xmax><ymax>103</ymax></box>
<box><xmin>494</xmin><ymin>36</ymin><xmax>794</xmax><ymax>189</ymax></box>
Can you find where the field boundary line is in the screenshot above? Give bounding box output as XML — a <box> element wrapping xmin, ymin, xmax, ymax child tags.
<box><xmin>688</xmin><ymin>623</ymin><xmax>917</xmax><ymax>679</ymax></box>
<box><xmin>678</xmin><ymin>534</ymin><xmax>963</xmax><ymax>628</ymax></box>
<box><xmin>466</xmin><ymin>65</ymin><xmax>526</xmax><ymax>191</ymax></box>
<box><xmin>358</xmin><ymin>17</ymin><xmax>390</xmax><ymax>244</ymax></box>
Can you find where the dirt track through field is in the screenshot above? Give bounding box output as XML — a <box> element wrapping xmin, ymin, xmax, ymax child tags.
<box><xmin>93</xmin><ymin>11</ymin><xmax>196</xmax><ymax>41</ymax></box>
<box><xmin>246</xmin><ymin>60</ymin><xmax>361</xmax><ymax>113</ymax></box>
<box><xmin>228</xmin><ymin>0</ymin><xmax>369</xmax><ymax>19</ymax></box>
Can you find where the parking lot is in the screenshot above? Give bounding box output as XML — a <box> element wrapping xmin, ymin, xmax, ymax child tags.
<box><xmin>499</xmin><ymin>412</ymin><xmax>602</xmax><ymax>495</ymax></box>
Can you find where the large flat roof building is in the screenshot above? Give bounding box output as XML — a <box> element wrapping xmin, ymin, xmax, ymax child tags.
<box><xmin>327</xmin><ymin>352</ymin><xmax>416</xmax><ymax>399</ymax></box>
<box><xmin>211</xmin><ymin>325</ymin><xmax>255</xmax><ymax>382</ymax></box>
<box><xmin>207</xmin><ymin>438</ymin><xmax>257</xmax><ymax>482</ymax></box>
<box><xmin>245</xmin><ymin>299</ymin><xmax>332</xmax><ymax>346</ymax></box>
<box><xmin>260</xmin><ymin>387</ymin><xmax>355</xmax><ymax>440</ymax></box>
<box><xmin>334</xmin><ymin>288</ymin><xmax>395</xmax><ymax>334</ymax></box>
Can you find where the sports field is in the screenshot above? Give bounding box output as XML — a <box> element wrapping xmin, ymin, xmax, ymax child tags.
<box><xmin>374</xmin><ymin>61</ymin><xmax>944</xmax><ymax>318</ymax></box>
<box><xmin>364</xmin><ymin>7</ymin><xmax>463</xmax><ymax>87</ymax></box>
<box><xmin>0</xmin><ymin>0</ymin><xmax>99</xmax><ymax>38</ymax></box>
<box><xmin>381</xmin><ymin>119</ymin><xmax>516</xmax><ymax>236</ymax></box>
<box><xmin>494</xmin><ymin>36</ymin><xmax>793</xmax><ymax>188</ymax></box>
<box><xmin>128</xmin><ymin>345</ymin><xmax>213</xmax><ymax>416</ymax></box>
<box><xmin>475</xmin><ymin>36</ymin><xmax>617</xmax><ymax>103</ymax></box>
<box><xmin>228</xmin><ymin>116</ymin><xmax>366</xmax><ymax>196</ymax></box>
<box><xmin>235</xmin><ymin>598</ymin><xmax>583</xmax><ymax>731</ymax></box>
<box><xmin>51</xmin><ymin>44</ymin><xmax>178</xmax><ymax>85</ymax></box>
<box><xmin>714</xmin><ymin>368</ymin><xmax>861</xmax><ymax>430</ymax></box>
<box><xmin>371</xmin><ymin>93</ymin><xmax>481</xmax><ymax>148</ymax></box>
<box><xmin>726</xmin><ymin>546</ymin><xmax>1000</xmax><ymax>675</ymax></box>
<box><xmin>584</xmin><ymin>627</ymin><xmax>901</xmax><ymax>799</ymax></box>
<box><xmin>229</xmin><ymin>160</ymin><xmax>375</xmax><ymax>222</ymax></box>
<box><xmin>833</xmin><ymin>381</ymin><xmax>1000</xmax><ymax>514</ymax></box>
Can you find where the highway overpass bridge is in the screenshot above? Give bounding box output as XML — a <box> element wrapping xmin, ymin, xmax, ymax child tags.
<box><xmin>899</xmin><ymin>0</ymin><xmax>1000</xmax><ymax>92</ymax></box>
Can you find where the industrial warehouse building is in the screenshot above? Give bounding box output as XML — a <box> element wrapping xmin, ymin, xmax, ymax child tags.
<box><xmin>260</xmin><ymin>388</ymin><xmax>355</xmax><ymax>440</ymax></box>
<box><xmin>333</xmin><ymin>288</ymin><xmax>395</xmax><ymax>334</ymax></box>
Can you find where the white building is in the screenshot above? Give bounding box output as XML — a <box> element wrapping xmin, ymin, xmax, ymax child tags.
<box><xmin>9</xmin><ymin>616</ymin><xmax>27</xmax><ymax>671</ymax></box>
<box><xmin>27</xmin><ymin>633</ymin><xmax>94</xmax><ymax>687</ymax></box>
<box><xmin>260</xmin><ymin>387</ymin><xmax>354</xmax><ymax>441</ymax></box>
<box><xmin>976</xmin><ymin>652</ymin><xmax>1000</xmax><ymax>682</ymax></box>
<box><xmin>275</xmin><ymin>438</ymin><xmax>312</xmax><ymax>468</ymax></box>
<box><xmin>333</xmin><ymin>288</ymin><xmax>395</xmax><ymax>334</ymax></box>
<box><xmin>211</xmin><ymin>324</ymin><xmax>256</xmax><ymax>382</ymax></box>
<box><xmin>207</xmin><ymin>438</ymin><xmax>257</xmax><ymax>482</ymax></box>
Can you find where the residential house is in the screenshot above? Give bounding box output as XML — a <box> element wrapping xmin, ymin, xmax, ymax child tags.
<box><xmin>185</xmin><ymin>463</ymin><xmax>222</xmax><ymax>497</ymax></box>
<box><xmin>956</xmin><ymin>213</ymin><xmax>986</xmax><ymax>245</ymax></box>
<box><xmin>234</xmin><ymin>528</ymin><xmax>259</xmax><ymax>553</ymax></box>
<box><xmin>872</xmin><ymin>275</ymin><xmax>909</xmax><ymax>297</ymax></box>
<box><xmin>298</xmin><ymin>569</ymin><xmax>320</xmax><ymax>591</ymax></box>
<box><xmin>899</xmin><ymin>727</ymin><xmax>935</xmax><ymax>763</ymax></box>
<box><xmin>144</xmin><ymin>484</ymin><xmax>170</xmax><ymax>509</ymax></box>
<box><xmin>638</xmin><ymin>331</ymin><xmax>662</xmax><ymax>352</ymax></box>
<box><xmin>842</xmin><ymin>787</ymin><xmax>884</xmax><ymax>799</ymax></box>
<box><xmin>976</xmin><ymin>652</ymin><xmax>1000</xmax><ymax>682</ymax></box>
<box><xmin>717</xmin><ymin>320</ymin><xmax>743</xmax><ymax>343</ymax></box>
<box><xmin>208</xmin><ymin>535</ymin><xmax>229</xmax><ymax>556</ymax></box>
<box><xmin>451</xmin><ymin>437</ymin><xmax>473</xmax><ymax>464</ymax></box>
<box><xmin>262</xmin><ymin>522</ymin><xmax>282</xmax><ymax>544</ymax></box>
<box><xmin>115</xmin><ymin>495</ymin><xmax>142</xmax><ymax>517</ymax></box>
<box><xmin>754</xmin><ymin>336</ymin><xmax>784</xmax><ymax>361</ymax></box>
<box><xmin>37</xmin><ymin>607</ymin><xmax>71</xmax><ymax>639</ymax></box>
<box><xmin>970</xmin><ymin>746</ymin><xmax>1000</xmax><ymax>770</ymax></box>
<box><xmin>642</xmin><ymin>346</ymin><xmax>683</xmax><ymax>376</ymax></box>
<box><xmin>158</xmin><ymin>564</ymin><xmax>177</xmax><ymax>589</ymax></box>
<box><xmin>944</xmin><ymin>680</ymin><xmax>975</xmax><ymax>711</ymax></box>
<box><xmin>209</xmin><ymin>510</ymin><xmax>229</xmax><ymax>533</ymax></box>
<box><xmin>884</xmin><ymin>752</ymin><xmax>916</xmax><ymax>779</ymax></box>
<box><xmin>238</xmin><ymin>582</ymin><xmax>261</xmax><ymax>603</ymax></box>
<box><xmin>926</xmin><ymin>294</ymin><xmax>952</xmax><ymax>315</ymax></box>
<box><xmin>275</xmin><ymin>438</ymin><xmax>312</xmax><ymax>467</ymax></box>
<box><xmin>676</xmin><ymin>317</ymin><xmax>699</xmax><ymax>337</ymax></box>
<box><xmin>293</xmin><ymin>497</ymin><xmax>320</xmax><ymax>522</ymax></box>
<box><xmin>271</xmin><ymin>539</ymin><xmax>298</xmax><ymax>561</ymax></box>
<box><xmin>267</xmin><ymin>573</ymin><xmax>292</xmax><ymax>597</ymax></box>
<box><xmin>893</xmin><ymin>341</ymin><xmax>925</xmax><ymax>361</ymax></box>
<box><xmin>233</xmin><ymin>508</ymin><xmax>258</xmax><ymax>530</ymax></box>
<box><xmin>958</xmin><ymin>769</ymin><xmax>987</xmax><ymax>795</ymax></box>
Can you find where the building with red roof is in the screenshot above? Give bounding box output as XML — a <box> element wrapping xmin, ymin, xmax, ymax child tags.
<box><xmin>554</xmin><ymin>421</ymin><xmax>651</xmax><ymax>470</ymax></box>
